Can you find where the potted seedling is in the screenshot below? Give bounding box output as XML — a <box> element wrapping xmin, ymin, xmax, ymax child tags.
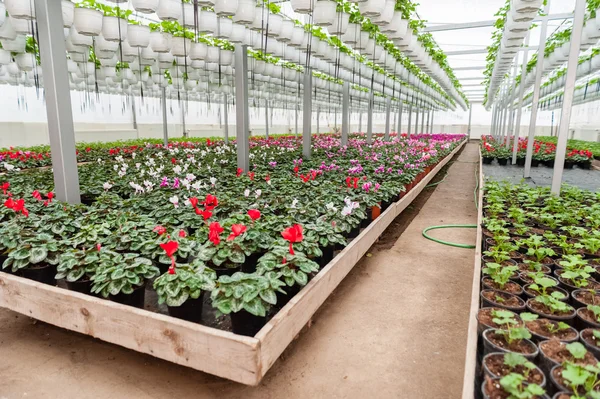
<box><xmin>526</xmin><ymin>291</ymin><xmax>576</xmax><ymax>323</ymax></box>
<box><xmin>482</xmin><ymin>352</ymin><xmax>546</xmax><ymax>386</ymax></box>
<box><xmin>578</xmin><ymin>305</ymin><xmax>600</xmax><ymax>330</ymax></box>
<box><xmin>550</xmin><ymin>362</ymin><xmax>600</xmax><ymax>396</ymax></box>
<box><xmin>520</xmin><ymin>312</ymin><xmax>579</xmax><ymax>343</ymax></box>
<box><xmin>524</xmin><ymin>275</ymin><xmax>568</xmax><ymax>301</ymax></box>
<box><xmin>580</xmin><ymin>329</ymin><xmax>600</xmax><ymax>359</ymax></box>
<box><xmin>483</xmin><ymin>327</ymin><xmax>538</xmax><ymax>359</ymax></box>
<box><xmin>483</xmin><ymin>247</ymin><xmax>518</xmax><ymax>267</ymax></box>
<box><xmin>210</xmin><ymin>271</ymin><xmax>287</xmax><ymax>336</ymax></box>
<box><xmin>581</xmin><ymin>237</ymin><xmax>600</xmax><ymax>258</ymax></box>
<box><xmin>539</xmin><ymin>341</ymin><xmax>598</xmax><ymax>376</ymax></box>
<box><xmin>153</xmin><ymin>259</ymin><xmax>216</xmax><ymax>323</ymax></box>
<box><xmin>482</xmin><ymin>373</ymin><xmax>547</xmax><ymax>399</ymax></box>
<box><xmin>55</xmin><ymin>247</ymin><xmax>101</xmax><ymax>293</ymax></box>
<box><xmin>256</xmin><ymin>246</ymin><xmax>320</xmax><ymax>308</ymax></box>
<box><xmin>572</xmin><ymin>289</ymin><xmax>600</xmax><ymax>309</ymax></box>
<box><xmin>477</xmin><ymin>308</ymin><xmax>524</xmax><ymax>335</ymax></box>
<box><xmin>90</xmin><ymin>250</ymin><xmax>159</xmax><ymax>308</ymax></box>
<box><xmin>482</xmin><ymin>263</ymin><xmax>522</xmax><ymax>295</ymax></box>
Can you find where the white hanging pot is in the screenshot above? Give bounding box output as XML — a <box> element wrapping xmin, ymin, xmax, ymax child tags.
<box><xmin>511</xmin><ymin>0</ymin><xmax>542</xmax><ymax>14</ymax></box>
<box><xmin>171</xmin><ymin>36</ymin><xmax>191</xmax><ymax>57</ymax></box>
<box><xmin>278</xmin><ymin>20</ymin><xmax>295</xmax><ymax>42</ymax></box>
<box><xmin>216</xmin><ymin>18</ymin><xmax>233</xmax><ymax>39</ymax></box>
<box><xmin>102</xmin><ymin>16</ymin><xmax>128</xmax><ymax>42</ymax></box>
<box><xmin>128</xmin><ymin>24</ymin><xmax>150</xmax><ymax>48</ymax></box>
<box><xmin>371</xmin><ymin>0</ymin><xmax>395</xmax><ymax>26</ymax></box>
<box><xmin>329</xmin><ymin>12</ymin><xmax>350</xmax><ymax>35</ymax></box>
<box><xmin>1</xmin><ymin>35</ymin><xmax>26</xmax><ymax>52</ymax></box>
<box><xmin>102</xmin><ymin>65</ymin><xmax>117</xmax><ymax>77</ymax></box>
<box><xmin>70</xmin><ymin>51</ymin><xmax>88</xmax><ymax>63</ymax></box>
<box><xmin>0</xmin><ymin>17</ymin><xmax>17</xmax><ymax>40</ymax></box>
<box><xmin>233</xmin><ymin>0</ymin><xmax>256</xmax><ymax>24</ymax></box>
<box><xmin>266</xmin><ymin>14</ymin><xmax>283</xmax><ymax>37</ymax></box>
<box><xmin>4</xmin><ymin>0</ymin><xmax>35</xmax><ymax>20</ymax></box>
<box><xmin>313</xmin><ymin>1</ymin><xmax>337</xmax><ymax>27</ymax></box>
<box><xmin>120</xmin><ymin>41</ymin><xmax>139</xmax><ymax>58</ymax></box>
<box><xmin>158</xmin><ymin>51</ymin><xmax>174</xmax><ymax>63</ymax></box>
<box><xmin>6</xmin><ymin>62</ymin><xmax>20</xmax><ymax>76</ymax></box>
<box><xmin>15</xmin><ymin>53</ymin><xmax>36</xmax><ymax>71</ymax></box>
<box><xmin>358</xmin><ymin>0</ymin><xmax>385</xmax><ymax>17</ymax></box>
<box><xmin>190</xmin><ymin>41</ymin><xmax>208</xmax><ymax>60</ymax></box>
<box><xmin>74</xmin><ymin>7</ymin><xmax>103</xmax><ymax>36</ymax></box>
<box><xmin>178</xmin><ymin>3</ymin><xmax>195</xmax><ymax>28</ymax></box>
<box><xmin>290</xmin><ymin>0</ymin><xmax>312</xmax><ymax>14</ymax></box>
<box><xmin>198</xmin><ymin>11</ymin><xmax>217</xmax><ymax>34</ymax></box>
<box><xmin>101</xmin><ymin>55</ymin><xmax>118</xmax><ymax>67</ymax></box>
<box><xmin>220</xmin><ymin>49</ymin><xmax>234</xmax><ymax>66</ymax></box>
<box><xmin>341</xmin><ymin>22</ymin><xmax>360</xmax><ymax>44</ymax></box>
<box><xmin>9</xmin><ymin>17</ymin><xmax>33</xmax><ymax>35</ymax></box>
<box><xmin>0</xmin><ymin>49</ymin><xmax>11</xmax><ymax>65</ymax></box>
<box><xmin>132</xmin><ymin>0</ymin><xmax>159</xmax><ymax>14</ymax></box>
<box><xmin>67</xmin><ymin>59</ymin><xmax>78</xmax><ymax>73</ymax></box>
<box><xmin>228</xmin><ymin>23</ymin><xmax>246</xmax><ymax>43</ymax></box>
<box><xmin>95</xmin><ymin>35</ymin><xmax>119</xmax><ymax>52</ymax></box>
<box><xmin>95</xmin><ymin>49</ymin><xmax>116</xmax><ymax>59</ymax></box>
<box><xmin>150</xmin><ymin>31</ymin><xmax>171</xmax><ymax>53</ymax></box>
<box><xmin>79</xmin><ymin>61</ymin><xmax>96</xmax><ymax>75</ymax></box>
<box><xmin>215</xmin><ymin>0</ymin><xmax>238</xmax><ymax>16</ymax></box>
<box><xmin>140</xmin><ymin>57</ymin><xmax>155</xmax><ymax>66</ymax></box>
<box><xmin>157</xmin><ymin>0</ymin><xmax>181</xmax><ymax>21</ymax></box>
<box><xmin>61</xmin><ymin>1</ymin><xmax>75</xmax><ymax>28</ymax></box>
<box><xmin>69</xmin><ymin>26</ymin><xmax>93</xmax><ymax>46</ymax></box>
<box><xmin>289</xmin><ymin>26</ymin><xmax>305</xmax><ymax>47</ymax></box>
<box><xmin>141</xmin><ymin>46</ymin><xmax>157</xmax><ymax>61</ymax></box>
<box><xmin>206</xmin><ymin>46</ymin><xmax>220</xmax><ymax>63</ymax></box>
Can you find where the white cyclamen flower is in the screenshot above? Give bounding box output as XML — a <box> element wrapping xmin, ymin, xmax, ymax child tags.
<box><xmin>244</xmin><ymin>189</ymin><xmax>250</xmax><ymax>198</ymax></box>
<box><xmin>255</xmin><ymin>189</ymin><xmax>262</xmax><ymax>198</ymax></box>
<box><xmin>210</xmin><ymin>177</ymin><xmax>217</xmax><ymax>186</ymax></box>
<box><xmin>103</xmin><ymin>182</ymin><xmax>113</xmax><ymax>190</ymax></box>
<box><xmin>291</xmin><ymin>199</ymin><xmax>299</xmax><ymax>208</ymax></box>
<box><xmin>169</xmin><ymin>195</ymin><xmax>179</xmax><ymax>208</ymax></box>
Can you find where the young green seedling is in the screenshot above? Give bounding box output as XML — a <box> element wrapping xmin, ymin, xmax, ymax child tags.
<box><xmin>503</xmin><ymin>353</ymin><xmax>537</xmax><ymax>379</ymax></box>
<box><xmin>483</xmin><ymin>263</ymin><xmax>518</xmax><ymax>290</ymax></box>
<box><xmin>499</xmin><ymin>373</ymin><xmax>545</xmax><ymax>399</ymax></box>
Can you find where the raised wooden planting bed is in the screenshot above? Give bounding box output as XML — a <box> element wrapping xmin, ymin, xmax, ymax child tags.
<box><xmin>0</xmin><ymin>140</ymin><xmax>467</xmax><ymax>386</ymax></box>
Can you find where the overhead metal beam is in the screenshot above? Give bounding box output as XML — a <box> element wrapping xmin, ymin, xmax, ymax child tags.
<box><xmin>459</xmin><ymin>77</ymin><xmax>486</xmax><ymax>81</ymax></box>
<box><xmin>453</xmin><ymin>66</ymin><xmax>486</xmax><ymax>71</ymax></box>
<box><xmin>424</xmin><ymin>13</ymin><xmax>574</xmax><ymax>32</ymax></box>
<box><xmin>445</xmin><ymin>46</ymin><xmax>539</xmax><ymax>56</ymax></box>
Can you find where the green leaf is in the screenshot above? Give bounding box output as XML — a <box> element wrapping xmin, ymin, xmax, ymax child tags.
<box><xmin>29</xmin><ymin>247</ymin><xmax>48</xmax><ymax>264</ymax></box>
<box><xmin>259</xmin><ymin>289</ymin><xmax>277</xmax><ymax>305</ymax></box>
<box><xmin>229</xmin><ymin>250</ymin><xmax>245</xmax><ymax>264</ymax></box>
<box><xmin>243</xmin><ymin>298</ymin><xmax>267</xmax><ymax>317</ymax></box>
<box><xmin>293</xmin><ymin>270</ymin><xmax>308</xmax><ymax>286</ymax></box>
<box><xmin>66</xmin><ymin>268</ymin><xmax>86</xmax><ymax>282</ymax></box>
<box><xmin>12</xmin><ymin>248</ymin><xmax>31</xmax><ymax>260</ymax></box>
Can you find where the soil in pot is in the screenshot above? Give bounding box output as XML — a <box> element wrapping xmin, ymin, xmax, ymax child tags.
<box><xmin>483</xmin><ymin>353</ymin><xmax>545</xmax><ymax>386</ymax></box>
<box><xmin>571</xmin><ymin>289</ymin><xmax>600</xmax><ymax>308</ymax></box>
<box><xmin>483</xmin><ymin>329</ymin><xmax>538</xmax><ymax>358</ymax></box>
<box><xmin>168</xmin><ymin>294</ymin><xmax>204</xmax><ymax>323</ymax></box>
<box><xmin>526</xmin><ymin>298</ymin><xmax>576</xmax><ymax>324</ymax></box>
<box><xmin>482</xmin><ymin>277</ymin><xmax>523</xmax><ymax>295</ymax></box>
<box><xmin>523</xmin><ymin>284</ymin><xmax>568</xmax><ymax>302</ymax></box>
<box><xmin>21</xmin><ymin>264</ymin><xmax>57</xmax><ymax>286</ymax></box>
<box><xmin>580</xmin><ymin>328</ymin><xmax>600</xmax><ymax>359</ymax></box>
<box><xmin>550</xmin><ymin>365</ymin><xmax>597</xmax><ymax>397</ymax></box>
<box><xmin>65</xmin><ymin>279</ymin><xmax>93</xmax><ymax>294</ymax></box>
<box><xmin>539</xmin><ymin>339</ymin><xmax>598</xmax><ymax>372</ymax></box>
<box><xmin>477</xmin><ymin>307</ymin><xmax>524</xmax><ymax>334</ymax></box>
<box><xmin>525</xmin><ymin>318</ymin><xmax>579</xmax><ymax>343</ymax></box>
<box><xmin>481</xmin><ymin>290</ymin><xmax>526</xmax><ymax>311</ymax></box>
<box><xmin>482</xmin><ymin>377</ymin><xmax>547</xmax><ymax>399</ymax></box>
<box><xmin>230</xmin><ymin>310</ymin><xmax>267</xmax><ymax>337</ymax></box>
<box><xmin>482</xmin><ymin>257</ymin><xmax>519</xmax><ymax>269</ymax></box>
<box><xmin>109</xmin><ymin>283</ymin><xmax>146</xmax><ymax>308</ymax></box>
<box><xmin>523</xmin><ymin>256</ymin><xmax>555</xmax><ymax>266</ymax></box>
<box><xmin>557</xmin><ymin>275</ymin><xmax>600</xmax><ymax>292</ymax></box>
<box><xmin>518</xmin><ymin>264</ymin><xmax>552</xmax><ymax>275</ymax></box>
<box><xmin>576</xmin><ymin>308</ymin><xmax>600</xmax><ymax>330</ymax></box>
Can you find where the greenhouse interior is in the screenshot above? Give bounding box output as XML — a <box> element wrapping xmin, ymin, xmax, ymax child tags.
<box><xmin>0</xmin><ymin>0</ymin><xmax>599</xmax><ymax>398</ymax></box>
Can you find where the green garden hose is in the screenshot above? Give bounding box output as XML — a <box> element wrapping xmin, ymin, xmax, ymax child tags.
<box><xmin>420</xmin><ymin>164</ymin><xmax>480</xmax><ymax>248</ymax></box>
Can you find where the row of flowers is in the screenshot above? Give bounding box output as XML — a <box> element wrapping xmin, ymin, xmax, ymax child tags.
<box><xmin>480</xmin><ymin>136</ymin><xmax>594</xmax><ymax>169</ymax></box>
<box><xmin>0</xmin><ymin>133</ymin><xmax>465</xmax><ymax>336</ymax></box>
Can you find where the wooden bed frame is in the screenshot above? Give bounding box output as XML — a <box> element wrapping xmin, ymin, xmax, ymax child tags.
<box><xmin>0</xmin><ymin>140</ymin><xmax>467</xmax><ymax>386</ymax></box>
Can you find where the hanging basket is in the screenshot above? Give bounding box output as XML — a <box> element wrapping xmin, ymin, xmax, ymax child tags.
<box><xmin>74</xmin><ymin>7</ymin><xmax>103</xmax><ymax>36</ymax></box>
<box><xmin>0</xmin><ymin>35</ymin><xmax>26</xmax><ymax>53</ymax></box>
<box><xmin>228</xmin><ymin>23</ymin><xmax>246</xmax><ymax>43</ymax></box>
<box><xmin>128</xmin><ymin>24</ymin><xmax>150</xmax><ymax>48</ymax></box>
<box><xmin>329</xmin><ymin>12</ymin><xmax>350</xmax><ymax>35</ymax></box>
<box><xmin>141</xmin><ymin>46</ymin><xmax>157</xmax><ymax>61</ymax></box>
<box><xmin>102</xmin><ymin>16</ymin><xmax>128</xmax><ymax>42</ymax></box>
<box><xmin>171</xmin><ymin>36</ymin><xmax>191</xmax><ymax>57</ymax></box>
<box><xmin>511</xmin><ymin>0</ymin><xmax>542</xmax><ymax>14</ymax></box>
<box><xmin>0</xmin><ymin>49</ymin><xmax>11</xmax><ymax>65</ymax></box>
<box><xmin>313</xmin><ymin>1</ymin><xmax>337</xmax><ymax>27</ymax></box>
<box><xmin>9</xmin><ymin>17</ymin><xmax>34</xmax><ymax>35</ymax></box>
<box><xmin>150</xmin><ymin>31</ymin><xmax>172</xmax><ymax>53</ymax></box>
<box><xmin>4</xmin><ymin>0</ymin><xmax>35</xmax><ymax>20</ymax></box>
<box><xmin>157</xmin><ymin>0</ymin><xmax>181</xmax><ymax>21</ymax></box>
<box><xmin>266</xmin><ymin>14</ymin><xmax>283</xmax><ymax>37</ymax></box>
<box><xmin>371</xmin><ymin>0</ymin><xmax>395</xmax><ymax>26</ymax></box>
<box><xmin>358</xmin><ymin>0</ymin><xmax>385</xmax><ymax>18</ymax></box>
<box><xmin>216</xmin><ymin>18</ymin><xmax>233</xmax><ymax>39</ymax></box>
<box><xmin>62</xmin><ymin>1</ymin><xmax>75</xmax><ymax>28</ymax></box>
<box><xmin>215</xmin><ymin>0</ymin><xmax>238</xmax><ymax>16</ymax></box>
<box><xmin>190</xmin><ymin>42</ymin><xmax>208</xmax><ymax>60</ymax></box>
<box><xmin>95</xmin><ymin>35</ymin><xmax>119</xmax><ymax>52</ymax></box>
<box><xmin>95</xmin><ymin>49</ymin><xmax>116</xmax><ymax>59</ymax></box>
<box><xmin>132</xmin><ymin>0</ymin><xmax>159</xmax><ymax>14</ymax></box>
<box><xmin>15</xmin><ymin>53</ymin><xmax>36</xmax><ymax>71</ymax></box>
<box><xmin>198</xmin><ymin>11</ymin><xmax>217</xmax><ymax>34</ymax></box>
<box><xmin>233</xmin><ymin>0</ymin><xmax>256</xmax><ymax>24</ymax></box>
<box><xmin>290</xmin><ymin>0</ymin><xmax>313</xmax><ymax>14</ymax></box>
<box><xmin>178</xmin><ymin>3</ymin><xmax>195</xmax><ymax>28</ymax></box>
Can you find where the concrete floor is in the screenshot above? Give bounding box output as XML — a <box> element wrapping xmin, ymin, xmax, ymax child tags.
<box><xmin>0</xmin><ymin>143</ymin><xmax>479</xmax><ymax>399</ymax></box>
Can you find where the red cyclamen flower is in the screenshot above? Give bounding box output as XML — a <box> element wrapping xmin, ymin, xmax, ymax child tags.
<box><xmin>160</xmin><ymin>241</ymin><xmax>179</xmax><ymax>273</ymax></box>
<box><xmin>281</xmin><ymin>224</ymin><xmax>303</xmax><ymax>255</ymax></box>
<box><xmin>178</xmin><ymin>230</ymin><xmax>187</xmax><ymax>238</ymax></box>
<box><xmin>209</xmin><ymin>222</ymin><xmax>224</xmax><ymax>246</ymax></box>
<box><xmin>153</xmin><ymin>225</ymin><xmax>167</xmax><ymax>235</ymax></box>
<box><xmin>32</xmin><ymin>190</ymin><xmax>42</xmax><ymax>200</ymax></box>
<box><xmin>248</xmin><ymin>209</ymin><xmax>261</xmax><ymax>221</ymax></box>
<box><xmin>227</xmin><ymin>224</ymin><xmax>247</xmax><ymax>241</ymax></box>
<box><xmin>1</xmin><ymin>182</ymin><xmax>9</xmax><ymax>195</ymax></box>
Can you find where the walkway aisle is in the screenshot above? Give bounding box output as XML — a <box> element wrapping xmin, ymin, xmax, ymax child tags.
<box><xmin>0</xmin><ymin>143</ymin><xmax>479</xmax><ymax>399</ymax></box>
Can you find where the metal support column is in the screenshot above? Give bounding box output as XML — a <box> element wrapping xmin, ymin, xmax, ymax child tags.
<box><xmin>506</xmin><ymin>61</ymin><xmax>519</xmax><ymax>149</ymax></box>
<box><xmin>426</xmin><ymin>110</ymin><xmax>430</xmax><ymax>134</ymax></box>
<box><xmin>525</xmin><ymin>0</ymin><xmax>551</xmax><ymax>178</ymax></box>
<box><xmin>491</xmin><ymin>104</ymin><xmax>497</xmax><ymax>139</ymax></box>
<box><xmin>551</xmin><ymin>0</ymin><xmax>585</xmax><ymax>195</ymax></box>
<box><xmin>397</xmin><ymin>102</ymin><xmax>403</xmax><ymax>136</ymax></box>
<box><xmin>407</xmin><ymin>103</ymin><xmax>413</xmax><ymax>136</ymax></box>
<box><xmin>467</xmin><ymin>104</ymin><xmax>473</xmax><ymax>137</ymax></box>
<box><xmin>384</xmin><ymin>97</ymin><xmax>391</xmax><ymax>140</ymax></box>
<box><xmin>512</xmin><ymin>34</ymin><xmax>531</xmax><ymax>164</ymax></box>
<box><xmin>34</xmin><ymin>0</ymin><xmax>80</xmax><ymax>204</ymax></box>
<box><xmin>431</xmin><ymin>111</ymin><xmax>435</xmax><ymax>133</ymax></box>
<box><xmin>131</xmin><ymin>95</ymin><xmax>138</xmax><ymax>131</ymax></box>
<box><xmin>181</xmin><ymin>98</ymin><xmax>187</xmax><ymax>138</ymax></box>
<box><xmin>420</xmin><ymin>106</ymin><xmax>426</xmax><ymax>134</ymax></box>
<box><xmin>341</xmin><ymin>81</ymin><xmax>349</xmax><ymax>145</ymax></box>
<box><xmin>162</xmin><ymin>87</ymin><xmax>168</xmax><ymax>146</ymax></box>
<box><xmin>316</xmin><ymin>106</ymin><xmax>320</xmax><ymax>135</ymax></box>
<box><xmin>367</xmin><ymin>92</ymin><xmax>374</xmax><ymax>144</ymax></box>
<box><xmin>265</xmin><ymin>100</ymin><xmax>269</xmax><ymax>139</ymax></box>
<box><xmin>302</xmin><ymin>69</ymin><xmax>312</xmax><ymax>159</ymax></box>
<box><xmin>414</xmin><ymin>106</ymin><xmax>419</xmax><ymax>135</ymax></box>
<box><xmin>359</xmin><ymin>111</ymin><xmax>363</xmax><ymax>132</ymax></box>
<box><xmin>295</xmin><ymin>102</ymin><xmax>299</xmax><ymax>136</ymax></box>
<box><xmin>223</xmin><ymin>94</ymin><xmax>229</xmax><ymax>144</ymax></box>
<box><xmin>234</xmin><ymin>45</ymin><xmax>250</xmax><ymax>172</ymax></box>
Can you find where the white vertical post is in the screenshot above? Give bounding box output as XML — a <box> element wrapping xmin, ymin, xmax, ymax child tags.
<box><xmin>367</xmin><ymin>92</ymin><xmax>374</xmax><ymax>144</ymax></box>
<box><xmin>426</xmin><ymin>110</ymin><xmax>431</xmax><ymax>133</ymax></box>
<box><xmin>316</xmin><ymin>106</ymin><xmax>320</xmax><ymax>135</ymax></box>
<box><xmin>131</xmin><ymin>95</ymin><xmax>138</xmax><ymax>131</ymax></box>
<box><xmin>491</xmin><ymin>104</ymin><xmax>497</xmax><ymax>139</ymax></box>
<box><xmin>303</xmin><ymin>68</ymin><xmax>312</xmax><ymax>158</ymax></box>
<box><xmin>414</xmin><ymin>106</ymin><xmax>419</xmax><ymax>135</ymax></box>
<box><xmin>397</xmin><ymin>102</ymin><xmax>403</xmax><ymax>136</ymax></box>
<box><xmin>551</xmin><ymin>0</ymin><xmax>585</xmax><ymax>195</ymax></box>
<box><xmin>467</xmin><ymin>104</ymin><xmax>473</xmax><ymax>137</ymax></box>
<box><xmin>34</xmin><ymin>0</ymin><xmax>80</xmax><ymax>204</ymax></box>
<box><xmin>181</xmin><ymin>98</ymin><xmax>187</xmax><ymax>137</ymax></box>
<box><xmin>223</xmin><ymin>94</ymin><xmax>229</xmax><ymax>144</ymax></box>
<box><xmin>506</xmin><ymin>61</ymin><xmax>519</xmax><ymax>148</ymax></box>
<box><xmin>384</xmin><ymin>97</ymin><xmax>391</xmax><ymax>140</ymax></box>
<box><xmin>431</xmin><ymin>110</ymin><xmax>435</xmax><ymax>133</ymax></box>
<box><xmin>235</xmin><ymin>45</ymin><xmax>250</xmax><ymax>171</ymax></box>
<box><xmin>162</xmin><ymin>87</ymin><xmax>168</xmax><ymax>146</ymax></box>
<box><xmin>342</xmin><ymin>81</ymin><xmax>349</xmax><ymax>145</ymax></box>
<box><xmin>525</xmin><ymin>0</ymin><xmax>551</xmax><ymax>178</ymax></box>
<box><xmin>407</xmin><ymin>103</ymin><xmax>413</xmax><ymax>136</ymax></box>
<box><xmin>265</xmin><ymin>99</ymin><xmax>269</xmax><ymax>139</ymax></box>
<box><xmin>420</xmin><ymin>106</ymin><xmax>426</xmax><ymax>134</ymax></box>
<box><xmin>359</xmin><ymin>111</ymin><xmax>363</xmax><ymax>133</ymax></box>
<box><xmin>512</xmin><ymin>34</ymin><xmax>531</xmax><ymax>164</ymax></box>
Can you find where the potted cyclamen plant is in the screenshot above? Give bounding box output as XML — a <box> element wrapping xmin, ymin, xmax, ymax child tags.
<box><xmin>154</xmin><ymin>258</ymin><xmax>216</xmax><ymax>323</ymax></box>
<box><xmin>55</xmin><ymin>247</ymin><xmax>101</xmax><ymax>293</ymax></box>
<box><xmin>195</xmin><ymin>221</ymin><xmax>250</xmax><ymax>276</ymax></box>
<box><xmin>211</xmin><ymin>271</ymin><xmax>287</xmax><ymax>336</ymax></box>
<box><xmin>133</xmin><ymin>226</ymin><xmax>195</xmax><ymax>273</ymax></box>
<box><xmin>3</xmin><ymin>232</ymin><xmax>62</xmax><ymax>285</ymax></box>
<box><xmin>91</xmin><ymin>250</ymin><xmax>159</xmax><ymax>308</ymax></box>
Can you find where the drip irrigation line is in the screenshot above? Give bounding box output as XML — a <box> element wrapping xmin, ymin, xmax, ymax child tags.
<box><xmin>421</xmin><ymin>163</ymin><xmax>480</xmax><ymax>248</ymax></box>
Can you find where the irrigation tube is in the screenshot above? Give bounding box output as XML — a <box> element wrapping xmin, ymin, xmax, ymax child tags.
<box><xmin>421</xmin><ymin>165</ymin><xmax>479</xmax><ymax>248</ymax></box>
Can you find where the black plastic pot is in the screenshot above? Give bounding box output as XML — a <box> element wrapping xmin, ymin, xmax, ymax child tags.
<box><xmin>525</xmin><ymin>298</ymin><xmax>576</xmax><ymax>325</ymax></box>
<box><xmin>168</xmin><ymin>293</ymin><xmax>205</xmax><ymax>323</ymax></box>
<box><xmin>549</xmin><ymin>365</ymin><xmax>571</xmax><ymax>395</ymax></box>
<box><xmin>482</xmin><ymin>157</ymin><xmax>494</xmax><ymax>165</ymax></box>
<box><xmin>276</xmin><ymin>284</ymin><xmax>301</xmax><ymax>309</ymax></box>
<box><xmin>482</xmin><ymin>328</ymin><xmax>539</xmax><ymax>360</ymax></box>
<box><xmin>497</xmin><ymin>158</ymin><xmax>509</xmax><ymax>166</ymax></box>
<box><xmin>544</xmin><ymin>159</ymin><xmax>555</xmax><ymax>168</ymax></box>
<box><xmin>570</xmin><ymin>289</ymin><xmax>600</xmax><ymax>309</ymax></box>
<box><xmin>213</xmin><ymin>265</ymin><xmax>241</xmax><ymax>278</ymax></box>
<box><xmin>319</xmin><ymin>246</ymin><xmax>335</xmax><ymax>268</ymax></box>
<box><xmin>526</xmin><ymin>320</ymin><xmax>579</xmax><ymax>344</ymax></box>
<box><xmin>480</xmin><ymin>289</ymin><xmax>526</xmax><ymax>311</ymax></box>
<box><xmin>522</xmin><ymin>284</ymin><xmax>568</xmax><ymax>303</ymax></box>
<box><xmin>110</xmin><ymin>283</ymin><xmax>146</xmax><ymax>308</ymax></box>
<box><xmin>578</xmin><ymin>160</ymin><xmax>592</xmax><ymax>170</ymax></box>
<box><xmin>563</xmin><ymin>160</ymin><xmax>575</xmax><ymax>170</ymax></box>
<box><xmin>21</xmin><ymin>264</ymin><xmax>56</xmax><ymax>286</ymax></box>
<box><xmin>481</xmin><ymin>378</ymin><xmax>551</xmax><ymax>399</ymax></box>
<box><xmin>242</xmin><ymin>252</ymin><xmax>265</xmax><ymax>273</ymax></box>
<box><xmin>575</xmin><ymin>307</ymin><xmax>600</xmax><ymax>331</ymax></box>
<box><xmin>347</xmin><ymin>225</ymin><xmax>361</xmax><ymax>239</ymax></box>
<box><xmin>516</xmin><ymin>157</ymin><xmax>526</xmax><ymax>166</ymax></box>
<box><xmin>230</xmin><ymin>310</ymin><xmax>267</xmax><ymax>337</ymax></box>
<box><xmin>531</xmin><ymin>159</ymin><xmax>540</xmax><ymax>167</ymax></box>
<box><xmin>579</xmin><ymin>328</ymin><xmax>600</xmax><ymax>359</ymax></box>
<box><xmin>482</xmin><ymin>352</ymin><xmax>546</xmax><ymax>387</ymax></box>
<box><xmin>66</xmin><ymin>279</ymin><xmax>92</xmax><ymax>294</ymax></box>
<box><xmin>80</xmin><ymin>193</ymin><xmax>97</xmax><ymax>206</ymax></box>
